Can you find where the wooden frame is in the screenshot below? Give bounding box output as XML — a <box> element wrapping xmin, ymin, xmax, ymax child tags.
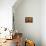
<box><xmin>25</xmin><ymin>17</ymin><xmax>33</xmax><ymax>23</ymax></box>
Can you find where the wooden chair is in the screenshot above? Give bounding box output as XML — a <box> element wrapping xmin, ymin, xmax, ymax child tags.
<box><xmin>13</xmin><ymin>33</ymin><xmax>23</xmax><ymax>46</ymax></box>
<box><xmin>25</xmin><ymin>40</ymin><xmax>35</xmax><ymax>46</ymax></box>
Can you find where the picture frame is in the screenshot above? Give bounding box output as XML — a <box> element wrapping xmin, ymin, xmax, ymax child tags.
<box><xmin>25</xmin><ymin>17</ymin><xmax>33</xmax><ymax>23</ymax></box>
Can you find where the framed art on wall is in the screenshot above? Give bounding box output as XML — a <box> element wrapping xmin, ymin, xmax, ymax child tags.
<box><xmin>25</xmin><ymin>17</ymin><xmax>33</xmax><ymax>23</ymax></box>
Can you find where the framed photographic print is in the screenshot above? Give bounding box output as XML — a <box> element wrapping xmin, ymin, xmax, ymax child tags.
<box><xmin>25</xmin><ymin>17</ymin><xmax>33</xmax><ymax>23</ymax></box>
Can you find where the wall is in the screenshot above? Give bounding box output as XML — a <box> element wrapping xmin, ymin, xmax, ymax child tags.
<box><xmin>13</xmin><ymin>0</ymin><xmax>41</xmax><ymax>46</ymax></box>
<box><xmin>0</xmin><ymin>0</ymin><xmax>16</xmax><ymax>30</ymax></box>
<box><xmin>41</xmin><ymin>0</ymin><xmax>46</xmax><ymax>46</ymax></box>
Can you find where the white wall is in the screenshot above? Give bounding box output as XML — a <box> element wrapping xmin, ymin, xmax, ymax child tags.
<box><xmin>13</xmin><ymin>0</ymin><xmax>41</xmax><ymax>46</ymax></box>
<box><xmin>41</xmin><ymin>0</ymin><xmax>46</xmax><ymax>46</ymax></box>
<box><xmin>0</xmin><ymin>0</ymin><xmax>16</xmax><ymax>30</ymax></box>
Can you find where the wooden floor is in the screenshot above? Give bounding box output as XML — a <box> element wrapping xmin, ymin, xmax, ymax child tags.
<box><xmin>0</xmin><ymin>39</ymin><xmax>16</xmax><ymax>46</ymax></box>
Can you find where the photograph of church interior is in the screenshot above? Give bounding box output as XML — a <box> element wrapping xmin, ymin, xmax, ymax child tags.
<box><xmin>0</xmin><ymin>0</ymin><xmax>46</xmax><ymax>46</ymax></box>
